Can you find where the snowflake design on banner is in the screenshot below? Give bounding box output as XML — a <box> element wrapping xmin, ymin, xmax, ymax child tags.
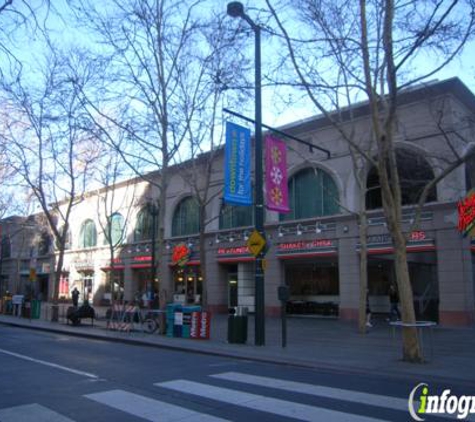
<box><xmin>270</xmin><ymin>187</ymin><xmax>283</xmax><ymax>205</ymax></box>
<box><xmin>270</xmin><ymin>166</ymin><xmax>283</xmax><ymax>185</ymax></box>
<box><xmin>271</xmin><ymin>146</ymin><xmax>282</xmax><ymax>164</ymax></box>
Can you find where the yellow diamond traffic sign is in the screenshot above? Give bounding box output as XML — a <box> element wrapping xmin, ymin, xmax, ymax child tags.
<box><xmin>247</xmin><ymin>229</ymin><xmax>266</xmax><ymax>257</ymax></box>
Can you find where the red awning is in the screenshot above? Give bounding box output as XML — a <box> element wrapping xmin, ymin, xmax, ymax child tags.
<box><xmin>277</xmin><ymin>251</ymin><xmax>338</xmax><ymax>260</ymax></box>
<box><xmin>131</xmin><ymin>263</ymin><xmax>152</xmax><ymax>269</ymax></box>
<box><xmin>101</xmin><ymin>265</ymin><xmax>126</xmax><ymax>271</ymax></box>
<box><xmin>168</xmin><ymin>260</ymin><xmax>200</xmax><ymax>267</ymax></box>
<box><xmin>217</xmin><ymin>256</ymin><xmax>255</xmax><ymax>263</ymax></box>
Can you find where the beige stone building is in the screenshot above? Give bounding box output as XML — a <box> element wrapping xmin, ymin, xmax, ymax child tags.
<box><xmin>2</xmin><ymin>77</ymin><xmax>474</xmax><ymax>326</ymax></box>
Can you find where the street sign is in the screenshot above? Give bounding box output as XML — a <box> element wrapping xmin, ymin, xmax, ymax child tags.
<box><xmin>246</xmin><ymin>229</ymin><xmax>266</xmax><ymax>257</ymax></box>
<box><xmin>29</xmin><ymin>268</ymin><xmax>36</xmax><ymax>282</ymax></box>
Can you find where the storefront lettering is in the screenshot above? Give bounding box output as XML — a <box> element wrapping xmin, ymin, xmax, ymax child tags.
<box><xmin>367</xmin><ymin>231</ymin><xmax>427</xmax><ymax>245</ymax></box>
<box><xmin>410</xmin><ymin>231</ymin><xmax>426</xmax><ymax>241</ymax></box>
<box><xmin>133</xmin><ymin>256</ymin><xmax>152</xmax><ymax>262</ymax></box>
<box><xmin>217</xmin><ymin>246</ymin><xmax>250</xmax><ymax>255</ymax></box>
<box><xmin>278</xmin><ymin>239</ymin><xmax>333</xmax><ymax>251</ymax></box>
<box><xmin>74</xmin><ymin>261</ymin><xmax>94</xmax><ymax>270</ymax></box>
<box><xmin>458</xmin><ymin>192</ymin><xmax>475</xmax><ymax>235</ymax></box>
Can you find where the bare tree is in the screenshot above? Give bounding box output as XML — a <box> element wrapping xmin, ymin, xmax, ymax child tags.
<box><xmin>263</xmin><ymin>0</ymin><xmax>475</xmax><ymax>361</ymax></box>
<box><xmin>68</xmin><ymin>0</ymin><xmax>250</xmax><ymax>308</ymax></box>
<box><xmin>2</xmin><ymin>48</ymin><xmax>102</xmax><ymax>321</ymax></box>
<box><xmin>95</xmin><ymin>148</ymin><xmax>137</xmax><ymax>305</ymax></box>
<box><xmin>174</xmin><ymin>11</ymin><xmax>251</xmax><ymax>308</ymax></box>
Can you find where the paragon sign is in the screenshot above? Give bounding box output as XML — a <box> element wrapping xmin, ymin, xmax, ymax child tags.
<box><xmin>458</xmin><ymin>191</ymin><xmax>475</xmax><ymax>237</ymax></box>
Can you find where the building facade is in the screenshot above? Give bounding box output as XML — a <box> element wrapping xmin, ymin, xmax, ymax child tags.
<box><xmin>2</xmin><ymin>78</ymin><xmax>475</xmax><ymax>326</ymax></box>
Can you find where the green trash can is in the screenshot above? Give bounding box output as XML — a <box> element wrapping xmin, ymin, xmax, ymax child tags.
<box><xmin>227</xmin><ymin>306</ymin><xmax>248</xmax><ymax>344</ymax></box>
<box><xmin>31</xmin><ymin>300</ymin><xmax>41</xmax><ymax>319</ymax></box>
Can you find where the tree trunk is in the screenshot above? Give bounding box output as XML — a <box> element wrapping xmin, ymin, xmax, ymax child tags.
<box><xmin>392</xmin><ymin>230</ymin><xmax>423</xmax><ymax>362</ymax></box>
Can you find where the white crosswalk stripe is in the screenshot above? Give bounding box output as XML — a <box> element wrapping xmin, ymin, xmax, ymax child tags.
<box><xmin>84</xmin><ymin>389</ymin><xmax>230</xmax><ymax>422</ymax></box>
<box><xmin>156</xmin><ymin>379</ymin><xmax>389</xmax><ymax>422</ymax></box>
<box><xmin>211</xmin><ymin>371</ymin><xmax>408</xmax><ymax>411</ymax></box>
<box><xmin>0</xmin><ymin>403</ymin><xmax>75</xmax><ymax>422</ymax></box>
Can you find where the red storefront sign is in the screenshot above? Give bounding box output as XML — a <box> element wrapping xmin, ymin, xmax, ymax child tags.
<box><xmin>190</xmin><ymin>311</ymin><xmax>211</xmax><ymax>339</ymax></box>
<box><xmin>458</xmin><ymin>191</ymin><xmax>475</xmax><ymax>236</ymax></box>
<box><xmin>278</xmin><ymin>239</ymin><xmax>333</xmax><ymax>251</ymax></box>
<box><xmin>172</xmin><ymin>243</ymin><xmax>191</xmax><ymax>266</ymax></box>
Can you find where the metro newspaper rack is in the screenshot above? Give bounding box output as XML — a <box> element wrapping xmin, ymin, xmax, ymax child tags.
<box><xmin>166</xmin><ymin>303</ymin><xmax>211</xmax><ymax>340</ymax></box>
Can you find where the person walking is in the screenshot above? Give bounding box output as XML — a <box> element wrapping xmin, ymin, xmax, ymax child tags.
<box><xmin>389</xmin><ymin>284</ymin><xmax>401</xmax><ymax>321</ymax></box>
<box><xmin>71</xmin><ymin>287</ymin><xmax>80</xmax><ymax>307</ymax></box>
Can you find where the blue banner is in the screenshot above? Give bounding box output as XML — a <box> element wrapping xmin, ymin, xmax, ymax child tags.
<box><xmin>224</xmin><ymin>121</ymin><xmax>252</xmax><ymax>206</ymax></box>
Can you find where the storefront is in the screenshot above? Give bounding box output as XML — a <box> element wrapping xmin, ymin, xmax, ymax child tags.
<box><xmin>101</xmin><ymin>258</ymin><xmax>125</xmax><ymax>303</ymax></box>
<box><xmin>170</xmin><ymin>243</ymin><xmax>202</xmax><ymax>305</ymax></box>
<box><xmin>217</xmin><ymin>245</ymin><xmax>255</xmax><ymax>312</ymax></box>
<box><xmin>277</xmin><ymin>238</ymin><xmax>339</xmax><ymax>316</ymax></box>
<box><xmin>74</xmin><ymin>260</ymin><xmax>95</xmax><ymax>304</ymax></box>
<box><xmin>130</xmin><ymin>255</ymin><xmax>154</xmax><ymax>296</ymax></box>
<box><xmin>366</xmin><ymin>230</ymin><xmax>438</xmax><ymax>320</ymax></box>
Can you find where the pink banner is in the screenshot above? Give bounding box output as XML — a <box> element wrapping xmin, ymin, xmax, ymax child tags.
<box><xmin>265</xmin><ymin>135</ymin><xmax>290</xmax><ymax>213</ymax></box>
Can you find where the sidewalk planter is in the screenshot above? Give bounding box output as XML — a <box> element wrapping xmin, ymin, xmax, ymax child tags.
<box><xmin>227</xmin><ymin>306</ymin><xmax>248</xmax><ymax>344</ymax></box>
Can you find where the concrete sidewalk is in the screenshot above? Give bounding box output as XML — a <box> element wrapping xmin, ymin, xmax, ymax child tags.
<box><xmin>1</xmin><ymin>303</ymin><xmax>474</xmax><ymax>386</ymax></box>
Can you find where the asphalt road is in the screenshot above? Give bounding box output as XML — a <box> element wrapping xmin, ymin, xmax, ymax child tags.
<box><xmin>0</xmin><ymin>326</ymin><xmax>462</xmax><ymax>421</ymax></box>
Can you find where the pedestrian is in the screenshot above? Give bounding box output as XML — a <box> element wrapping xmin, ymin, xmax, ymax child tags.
<box><xmin>389</xmin><ymin>284</ymin><xmax>401</xmax><ymax>321</ymax></box>
<box><xmin>366</xmin><ymin>289</ymin><xmax>372</xmax><ymax>328</ymax></box>
<box><xmin>71</xmin><ymin>287</ymin><xmax>80</xmax><ymax>307</ymax></box>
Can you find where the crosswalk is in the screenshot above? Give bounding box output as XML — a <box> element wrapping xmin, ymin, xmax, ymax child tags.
<box><xmin>0</xmin><ymin>371</ymin><xmax>423</xmax><ymax>421</ymax></box>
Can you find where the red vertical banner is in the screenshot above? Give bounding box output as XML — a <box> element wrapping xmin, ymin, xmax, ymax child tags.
<box><xmin>199</xmin><ymin>311</ymin><xmax>211</xmax><ymax>339</ymax></box>
<box><xmin>265</xmin><ymin>135</ymin><xmax>290</xmax><ymax>213</ymax></box>
<box><xmin>190</xmin><ymin>312</ymin><xmax>200</xmax><ymax>339</ymax></box>
<box><xmin>190</xmin><ymin>311</ymin><xmax>211</xmax><ymax>339</ymax></box>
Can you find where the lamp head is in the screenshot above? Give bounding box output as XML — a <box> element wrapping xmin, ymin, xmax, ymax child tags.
<box><xmin>227</xmin><ymin>2</ymin><xmax>244</xmax><ymax>18</ymax></box>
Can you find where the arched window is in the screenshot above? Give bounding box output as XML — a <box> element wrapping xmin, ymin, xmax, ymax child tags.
<box><xmin>172</xmin><ymin>197</ymin><xmax>200</xmax><ymax>236</ymax></box>
<box><xmin>38</xmin><ymin>232</ymin><xmax>51</xmax><ymax>256</ymax></box>
<box><xmin>366</xmin><ymin>149</ymin><xmax>437</xmax><ymax>210</ymax></box>
<box><xmin>104</xmin><ymin>213</ymin><xmax>125</xmax><ymax>247</ymax></box>
<box><xmin>465</xmin><ymin>149</ymin><xmax>475</xmax><ymax>192</ymax></box>
<box><xmin>219</xmin><ymin>203</ymin><xmax>253</xmax><ymax>229</ymax></box>
<box><xmin>134</xmin><ymin>205</ymin><xmax>158</xmax><ymax>242</ymax></box>
<box><xmin>79</xmin><ymin>219</ymin><xmax>97</xmax><ymax>248</ymax></box>
<box><xmin>1</xmin><ymin>236</ymin><xmax>11</xmax><ymax>259</ymax></box>
<box><xmin>280</xmin><ymin>168</ymin><xmax>339</xmax><ymax>221</ymax></box>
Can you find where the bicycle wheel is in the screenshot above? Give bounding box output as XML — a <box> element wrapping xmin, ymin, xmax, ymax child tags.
<box><xmin>144</xmin><ymin>318</ymin><xmax>158</xmax><ymax>334</ymax></box>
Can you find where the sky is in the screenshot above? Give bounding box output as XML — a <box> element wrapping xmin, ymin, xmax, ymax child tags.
<box><xmin>5</xmin><ymin>0</ymin><xmax>475</xmax><ymax>131</ymax></box>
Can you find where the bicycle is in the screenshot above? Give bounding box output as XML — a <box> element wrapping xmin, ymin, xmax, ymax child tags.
<box><xmin>142</xmin><ymin>309</ymin><xmax>163</xmax><ymax>334</ymax></box>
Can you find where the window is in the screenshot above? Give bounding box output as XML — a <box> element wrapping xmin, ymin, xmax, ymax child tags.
<box><xmin>38</xmin><ymin>232</ymin><xmax>51</xmax><ymax>256</ymax></box>
<box><xmin>104</xmin><ymin>213</ymin><xmax>125</xmax><ymax>247</ymax></box>
<box><xmin>281</xmin><ymin>167</ymin><xmax>339</xmax><ymax>221</ymax></box>
<box><xmin>465</xmin><ymin>150</ymin><xmax>475</xmax><ymax>192</ymax></box>
<box><xmin>79</xmin><ymin>219</ymin><xmax>97</xmax><ymax>248</ymax></box>
<box><xmin>366</xmin><ymin>149</ymin><xmax>437</xmax><ymax>210</ymax></box>
<box><xmin>1</xmin><ymin>236</ymin><xmax>11</xmax><ymax>259</ymax></box>
<box><xmin>219</xmin><ymin>203</ymin><xmax>253</xmax><ymax>229</ymax></box>
<box><xmin>134</xmin><ymin>206</ymin><xmax>158</xmax><ymax>241</ymax></box>
<box><xmin>172</xmin><ymin>197</ymin><xmax>200</xmax><ymax>236</ymax></box>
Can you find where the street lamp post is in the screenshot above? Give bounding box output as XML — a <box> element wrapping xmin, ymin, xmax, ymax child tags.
<box><xmin>148</xmin><ymin>202</ymin><xmax>159</xmax><ymax>301</ymax></box>
<box><xmin>227</xmin><ymin>2</ymin><xmax>265</xmax><ymax>346</ymax></box>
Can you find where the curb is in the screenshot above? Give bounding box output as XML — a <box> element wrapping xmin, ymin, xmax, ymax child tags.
<box><xmin>2</xmin><ymin>318</ymin><xmax>474</xmax><ymax>389</ymax></box>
